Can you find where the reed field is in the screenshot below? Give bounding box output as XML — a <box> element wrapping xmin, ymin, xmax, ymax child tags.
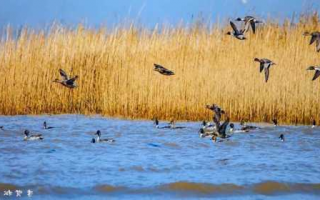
<box><xmin>0</xmin><ymin>15</ymin><xmax>320</xmax><ymax>124</ymax></box>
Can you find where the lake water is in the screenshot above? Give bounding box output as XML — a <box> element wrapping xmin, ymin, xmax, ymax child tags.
<box><xmin>0</xmin><ymin>115</ymin><xmax>320</xmax><ymax>199</ymax></box>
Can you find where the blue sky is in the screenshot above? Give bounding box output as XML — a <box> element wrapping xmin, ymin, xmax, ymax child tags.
<box><xmin>0</xmin><ymin>0</ymin><xmax>319</xmax><ymax>28</ymax></box>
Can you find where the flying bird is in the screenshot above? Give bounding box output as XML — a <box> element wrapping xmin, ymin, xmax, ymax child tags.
<box><xmin>53</xmin><ymin>69</ymin><xmax>78</xmax><ymax>88</ymax></box>
<box><xmin>254</xmin><ymin>58</ymin><xmax>276</xmax><ymax>82</ymax></box>
<box><xmin>303</xmin><ymin>31</ymin><xmax>320</xmax><ymax>52</ymax></box>
<box><xmin>206</xmin><ymin>104</ymin><xmax>225</xmax><ymax>122</ymax></box>
<box><xmin>306</xmin><ymin>66</ymin><xmax>320</xmax><ymax>81</ymax></box>
<box><xmin>226</xmin><ymin>21</ymin><xmax>246</xmax><ymax>40</ymax></box>
<box><xmin>154</xmin><ymin>64</ymin><xmax>175</xmax><ymax>76</ymax></box>
<box><xmin>236</xmin><ymin>16</ymin><xmax>263</xmax><ymax>34</ymax></box>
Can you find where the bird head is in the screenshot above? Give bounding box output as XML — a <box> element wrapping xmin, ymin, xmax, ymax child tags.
<box><xmin>95</xmin><ymin>130</ymin><xmax>101</xmax><ymax>137</ymax></box>
<box><xmin>307</xmin><ymin>66</ymin><xmax>315</xmax><ymax>70</ymax></box>
<box><xmin>24</xmin><ymin>130</ymin><xmax>30</xmax><ymax>136</ymax></box>
<box><xmin>303</xmin><ymin>31</ymin><xmax>310</xmax><ymax>36</ymax></box>
<box><xmin>230</xmin><ymin>123</ymin><xmax>234</xmax><ymax>128</ymax></box>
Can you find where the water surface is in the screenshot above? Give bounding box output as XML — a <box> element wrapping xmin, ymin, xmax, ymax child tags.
<box><xmin>0</xmin><ymin>115</ymin><xmax>320</xmax><ymax>199</ymax></box>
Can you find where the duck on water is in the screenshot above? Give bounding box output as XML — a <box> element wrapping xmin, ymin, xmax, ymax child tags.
<box><xmin>43</xmin><ymin>121</ymin><xmax>54</xmax><ymax>129</ymax></box>
<box><xmin>153</xmin><ymin>118</ymin><xmax>185</xmax><ymax>129</ymax></box>
<box><xmin>23</xmin><ymin>130</ymin><xmax>43</xmax><ymax>141</ymax></box>
<box><xmin>91</xmin><ymin>130</ymin><xmax>115</xmax><ymax>143</ymax></box>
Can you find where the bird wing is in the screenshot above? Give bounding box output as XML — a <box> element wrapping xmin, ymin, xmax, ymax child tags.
<box><xmin>259</xmin><ymin>63</ymin><xmax>264</xmax><ymax>73</ymax></box>
<box><xmin>32</xmin><ymin>134</ymin><xmax>42</xmax><ymax>137</ymax></box>
<box><xmin>312</xmin><ymin>70</ymin><xmax>320</xmax><ymax>81</ymax></box>
<box><xmin>230</xmin><ymin>21</ymin><xmax>240</xmax><ymax>34</ymax></box>
<box><xmin>250</xmin><ymin>20</ymin><xmax>256</xmax><ymax>34</ymax></box>
<box><xmin>218</xmin><ymin>117</ymin><xmax>230</xmax><ymax>137</ymax></box>
<box><xmin>59</xmin><ymin>69</ymin><xmax>69</xmax><ymax>80</ymax></box>
<box><xmin>264</xmin><ymin>67</ymin><xmax>270</xmax><ymax>82</ymax></box>
<box><xmin>67</xmin><ymin>76</ymin><xmax>78</xmax><ymax>83</ymax></box>
<box><xmin>163</xmin><ymin>69</ymin><xmax>175</xmax><ymax>75</ymax></box>
<box><xmin>213</xmin><ymin>115</ymin><xmax>220</xmax><ymax>129</ymax></box>
<box><xmin>316</xmin><ymin>38</ymin><xmax>320</xmax><ymax>52</ymax></box>
<box><xmin>154</xmin><ymin>63</ymin><xmax>163</xmax><ymax>69</ymax></box>
<box><xmin>244</xmin><ymin>21</ymin><xmax>251</xmax><ymax>33</ymax></box>
<box><xmin>310</xmin><ymin>35</ymin><xmax>317</xmax><ymax>45</ymax></box>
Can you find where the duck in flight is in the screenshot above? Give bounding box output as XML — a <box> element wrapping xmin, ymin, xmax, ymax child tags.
<box><xmin>303</xmin><ymin>31</ymin><xmax>320</xmax><ymax>52</ymax></box>
<box><xmin>306</xmin><ymin>66</ymin><xmax>320</xmax><ymax>81</ymax></box>
<box><xmin>53</xmin><ymin>69</ymin><xmax>78</xmax><ymax>89</ymax></box>
<box><xmin>91</xmin><ymin>130</ymin><xmax>115</xmax><ymax>143</ymax></box>
<box><xmin>226</xmin><ymin>21</ymin><xmax>246</xmax><ymax>40</ymax></box>
<box><xmin>236</xmin><ymin>16</ymin><xmax>263</xmax><ymax>34</ymax></box>
<box><xmin>254</xmin><ymin>58</ymin><xmax>276</xmax><ymax>82</ymax></box>
<box><xmin>23</xmin><ymin>130</ymin><xmax>43</xmax><ymax>141</ymax></box>
<box><xmin>206</xmin><ymin>104</ymin><xmax>225</xmax><ymax>122</ymax></box>
<box><xmin>213</xmin><ymin>116</ymin><xmax>231</xmax><ymax>139</ymax></box>
<box><xmin>154</xmin><ymin>64</ymin><xmax>175</xmax><ymax>76</ymax></box>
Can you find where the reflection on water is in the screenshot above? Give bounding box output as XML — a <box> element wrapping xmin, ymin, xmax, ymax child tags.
<box><xmin>0</xmin><ymin>115</ymin><xmax>320</xmax><ymax>199</ymax></box>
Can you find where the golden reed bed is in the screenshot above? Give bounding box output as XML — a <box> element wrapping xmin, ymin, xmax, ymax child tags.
<box><xmin>0</xmin><ymin>15</ymin><xmax>320</xmax><ymax>124</ymax></box>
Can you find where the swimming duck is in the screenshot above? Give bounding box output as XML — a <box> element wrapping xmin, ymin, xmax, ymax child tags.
<box><xmin>226</xmin><ymin>21</ymin><xmax>246</xmax><ymax>40</ymax></box>
<box><xmin>167</xmin><ymin>120</ymin><xmax>185</xmax><ymax>129</ymax></box>
<box><xmin>153</xmin><ymin>118</ymin><xmax>160</xmax><ymax>128</ymax></box>
<box><xmin>0</xmin><ymin>126</ymin><xmax>3</xmax><ymax>130</ymax></box>
<box><xmin>279</xmin><ymin>134</ymin><xmax>285</xmax><ymax>142</ymax></box>
<box><xmin>154</xmin><ymin>64</ymin><xmax>175</xmax><ymax>76</ymax></box>
<box><xmin>43</xmin><ymin>121</ymin><xmax>54</xmax><ymax>129</ymax></box>
<box><xmin>240</xmin><ymin>120</ymin><xmax>259</xmax><ymax>131</ymax></box>
<box><xmin>206</xmin><ymin>104</ymin><xmax>225</xmax><ymax>122</ymax></box>
<box><xmin>230</xmin><ymin>123</ymin><xmax>249</xmax><ymax>133</ymax></box>
<box><xmin>202</xmin><ymin>120</ymin><xmax>215</xmax><ymax>130</ymax></box>
<box><xmin>236</xmin><ymin>16</ymin><xmax>263</xmax><ymax>34</ymax></box>
<box><xmin>306</xmin><ymin>66</ymin><xmax>320</xmax><ymax>81</ymax></box>
<box><xmin>93</xmin><ymin>130</ymin><xmax>115</xmax><ymax>143</ymax></box>
<box><xmin>272</xmin><ymin>118</ymin><xmax>278</xmax><ymax>126</ymax></box>
<box><xmin>254</xmin><ymin>58</ymin><xmax>276</xmax><ymax>82</ymax></box>
<box><xmin>53</xmin><ymin>69</ymin><xmax>78</xmax><ymax>89</ymax></box>
<box><xmin>199</xmin><ymin>127</ymin><xmax>215</xmax><ymax>138</ymax></box>
<box><xmin>211</xmin><ymin>135</ymin><xmax>217</xmax><ymax>142</ymax></box>
<box><xmin>23</xmin><ymin>130</ymin><xmax>43</xmax><ymax>141</ymax></box>
<box><xmin>210</xmin><ymin>135</ymin><xmax>224</xmax><ymax>143</ymax></box>
<box><xmin>312</xmin><ymin>118</ymin><xmax>316</xmax><ymax>128</ymax></box>
<box><xmin>303</xmin><ymin>31</ymin><xmax>320</xmax><ymax>52</ymax></box>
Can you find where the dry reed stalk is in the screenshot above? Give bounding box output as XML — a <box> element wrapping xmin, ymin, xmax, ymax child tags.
<box><xmin>0</xmin><ymin>15</ymin><xmax>320</xmax><ymax>124</ymax></box>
